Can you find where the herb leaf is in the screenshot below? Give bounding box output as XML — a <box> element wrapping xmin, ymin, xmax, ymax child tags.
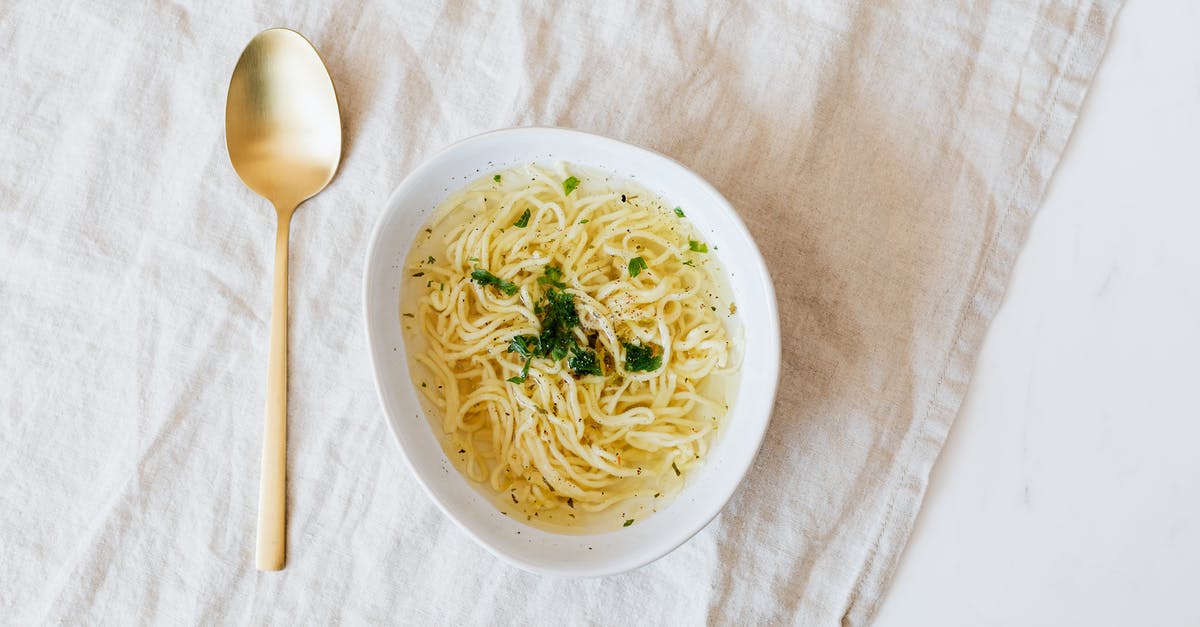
<box><xmin>507</xmin><ymin>357</ymin><xmax>532</xmax><ymax>384</ymax></box>
<box><xmin>682</xmin><ymin>259</ymin><xmax>694</xmax><ymax>266</ymax></box>
<box><xmin>563</xmin><ymin>176</ymin><xmax>580</xmax><ymax>196</ymax></box>
<box><xmin>513</xmin><ymin>208</ymin><xmax>531</xmax><ymax>228</ymax></box>
<box><xmin>493</xmin><ymin>174</ymin><xmax>502</xmax><ymax>183</ymax></box>
<box><xmin>578</xmin><ymin>219</ymin><xmax>589</xmax><ymax>224</ymax></box>
<box><xmin>538</xmin><ymin>289</ymin><xmax>579</xmax><ymax>361</ymax></box>
<box><xmin>537</xmin><ymin>264</ymin><xmax>566</xmax><ymax>289</ymax></box>
<box><xmin>623</xmin><ymin>342</ymin><xmax>662</xmax><ymax>372</ymax></box>
<box><xmin>471</xmin><ymin>268</ymin><xmax>519</xmax><ymax>295</ymax></box>
<box><xmin>674</xmin><ymin>207</ymin><xmax>685</xmax><ymax>217</ymax></box>
<box><xmin>568</xmin><ymin>345</ymin><xmax>603</xmax><ymax>377</ymax></box>
<box><xmin>426</xmin><ymin>255</ymin><xmax>436</xmax><ymax>264</ymax></box>
<box><xmin>623</xmin><ymin>519</ymin><xmax>635</xmax><ymax>527</ymax></box>
<box><xmin>688</xmin><ymin>239</ymin><xmax>708</xmax><ymax>253</ymax></box>
<box><xmin>628</xmin><ymin>256</ymin><xmax>647</xmax><ymax>278</ymax></box>
<box><xmin>507</xmin><ymin>335</ymin><xmax>538</xmax><ymax>359</ymax></box>
<box><xmin>495</xmin><ymin>265</ymin><xmax>595</xmax><ymax>381</ymax></box>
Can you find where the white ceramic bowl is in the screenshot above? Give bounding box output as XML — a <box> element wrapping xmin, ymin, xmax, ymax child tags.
<box><xmin>363</xmin><ymin>127</ymin><xmax>780</xmax><ymax>576</ymax></box>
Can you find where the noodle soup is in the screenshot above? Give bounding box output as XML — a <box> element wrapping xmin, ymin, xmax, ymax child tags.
<box><xmin>400</xmin><ymin>163</ymin><xmax>741</xmax><ymax>533</ymax></box>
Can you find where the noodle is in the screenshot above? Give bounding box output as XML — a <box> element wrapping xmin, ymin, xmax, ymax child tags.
<box><xmin>401</xmin><ymin>163</ymin><xmax>738</xmax><ymax>531</ymax></box>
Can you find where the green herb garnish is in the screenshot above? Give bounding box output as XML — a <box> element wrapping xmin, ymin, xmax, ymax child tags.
<box><xmin>493</xmin><ymin>174</ymin><xmax>502</xmax><ymax>183</ymax></box>
<box><xmin>537</xmin><ymin>264</ymin><xmax>566</xmax><ymax>289</ymax></box>
<box><xmin>674</xmin><ymin>207</ymin><xmax>685</xmax><ymax>217</ymax></box>
<box><xmin>471</xmin><ymin>268</ymin><xmax>519</xmax><ymax>295</ymax></box>
<box><xmin>671</xmin><ymin>461</ymin><xmax>681</xmax><ymax>476</ymax></box>
<box><xmin>538</xmin><ymin>289</ymin><xmax>579</xmax><ymax>361</ymax></box>
<box><xmin>507</xmin><ymin>335</ymin><xmax>538</xmax><ymax>359</ymax></box>
<box><xmin>623</xmin><ymin>519</ymin><xmax>635</xmax><ymax>527</ymax></box>
<box><xmin>568</xmin><ymin>345</ymin><xmax>603</xmax><ymax>377</ymax></box>
<box><xmin>562</xmin><ymin>176</ymin><xmax>580</xmax><ymax>196</ymax></box>
<box><xmin>628</xmin><ymin>256</ymin><xmax>647</xmax><ymax>278</ymax></box>
<box><xmin>623</xmin><ymin>342</ymin><xmax>662</xmax><ymax>372</ymax></box>
<box><xmin>426</xmin><ymin>255</ymin><xmax>436</xmax><ymax>264</ymax></box>
<box><xmin>578</xmin><ymin>219</ymin><xmax>589</xmax><ymax>224</ymax></box>
<box><xmin>688</xmin><ymin>239</ymin><xmax>708</xmax><ymax>253</ymax></box>
<box><xmin>513</xmin><ymin>208</ymin><xmax>531</xmax><ymax>228</ymax></box>
<box><xmin>506</xmin><ymin>357</ymin><xmax>531</xmax><ymax>384</ymax></box>
<box><xmin>496</xmin><ymin>265</ymin><xmax>600</xmax><ymax>380</ymax></box>
<box><xmin>681</xmin><ymin>259</ymin><xmax>694</xmax><ymax>266</ymax></box>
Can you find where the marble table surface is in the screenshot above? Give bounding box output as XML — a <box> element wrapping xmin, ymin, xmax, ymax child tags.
<box><xmin>874</xmin><ymin>1</ymin><xmax>1200</xmax><ymax>624</ymax></box>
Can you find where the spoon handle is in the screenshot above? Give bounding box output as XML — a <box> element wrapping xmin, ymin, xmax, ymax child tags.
<box><xmin>256</xmin><ymin>210</ymin><xmax>291</xmax><ymax>571</ymax></box>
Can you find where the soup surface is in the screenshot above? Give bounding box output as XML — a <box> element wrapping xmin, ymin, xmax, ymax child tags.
<box><xmin>401</xmin><ymin>163</ymin><xmax>741</xmax><ymax>533</ymax></box>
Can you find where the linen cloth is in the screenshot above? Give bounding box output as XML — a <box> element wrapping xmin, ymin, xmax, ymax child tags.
<box><xmin>0</xmin><ymin>1</ymin><xmax>1121</xmax><ymax>624</ymax></box>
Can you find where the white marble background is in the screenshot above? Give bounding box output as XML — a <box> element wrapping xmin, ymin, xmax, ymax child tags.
<box><xmin>876</xmin><ymin>1</ymin><xmax>1200</xmax><ymax>624</ymax></box>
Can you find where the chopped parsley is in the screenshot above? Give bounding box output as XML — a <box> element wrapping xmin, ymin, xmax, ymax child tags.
<box><xmin>628</xmin><ymin>256</ymin><xmax>647</xmax><ymax>277</ymax></box>
<box><xmin>471</xmin><ymin>268</ymin><xmax>518</xmax><ymax>295</ymax></box>
<box><xmin>426</xmin><ymin>255</ymin><xmax>436</xmax><ymax>264</ymax></box>
<box><xmin>688</xmin><ymin>239</ymin><xmax>708</xmax><ymax>253</ymax></box>
<box><xmin>497</xmin><ymin>265</ymin><xmax>601</xmax><ymax>380</ymax></box>
<box><xmin>513</xmin><ymin>208</ymin><xmax>531</xmax><ymax>228</ymax></box>
<box><xmin>623</xmin><ymin>342</ymin><xmax>663</xmax><ymax>372</ymax></box>
<box><xmin>578</xmin><ymin>219</ymin><xmax>589</xmax><ymax>224</ymax></box>
<box><xmin>674</xmin><ymin>207</ymin><xmax>685</xmax><ymax>217</ymax></box>
<box><xmin>568</xmin><ymin>345</ymin><xmax>603</xmax><ymax>377</ymax></box>
<box><xmin>507</xmin><ymin>335</ymin><xmax>537</xmax><ymax>359</ymax></box>
<box><xmin>623</xmin><ymin>519</ymin><xmax>635</xmax><ymax>527</ymax></box>
<box><xmin>493</xmin><ymin>174</ymin><xmax>502</xmax><ymax>183</ymax></box>
<box><xmin>681</xmin><ymin>259</ymin><xmax>694</xmax><ymax>266</ymax></box>
<box><xmin>538</xmin><ymin>289</ymin><xmax>579</xmax><ymax>361</ymax></box>
<box><xmin>537</xmin><ymin>264</ymin><xmax>566</xmax><ymax>289</ymax></box>
<box><xmin>672</xmin><ymin>461</ymin><xmax>681</xmax><ymax>476</ymax></box>
<box><xmin>506</xmin><ymin>357</ymin><xmax>531</xmax><ymax>384</ymax></box>
<box><xmin>562</xmin><ymin>176</ymin><xmax>580</xmax><ymax>196</ymax></box>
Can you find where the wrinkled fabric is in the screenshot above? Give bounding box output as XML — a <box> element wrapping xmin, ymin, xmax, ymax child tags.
<box><xmin>0</xmin><ymin>1</ymin><xmax>1120</xmax><ymax>624</ymax></box>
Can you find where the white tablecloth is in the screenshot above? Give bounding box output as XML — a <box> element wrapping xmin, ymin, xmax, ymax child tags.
<box><xmin>0</xmin><ymin>1</ymin><xmax>1120</xmax><ymax>624</ymax></box>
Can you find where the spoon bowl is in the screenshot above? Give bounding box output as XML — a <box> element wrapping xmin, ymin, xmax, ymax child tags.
<box><xmin>226</xmin><ymin>28</ymin><xmax>341</xmax><ymax>212</ymax></box>
<box><xmin>225</xmin><ymin>28</ymin><xmax>341</xmax><ymax>571</ymax></box>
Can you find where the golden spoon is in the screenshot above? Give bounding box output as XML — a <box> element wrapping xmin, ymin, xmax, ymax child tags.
<box><xmin>225</xmin><ymin>28</ymin><xmax>341</xmax><ymax>571</ymax></box>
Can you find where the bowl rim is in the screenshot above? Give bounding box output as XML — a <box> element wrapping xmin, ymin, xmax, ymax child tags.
<box><xmin>362</xmin><ymin>126</ymin><xmax>781</xmax><ymax>576</ymax></box>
